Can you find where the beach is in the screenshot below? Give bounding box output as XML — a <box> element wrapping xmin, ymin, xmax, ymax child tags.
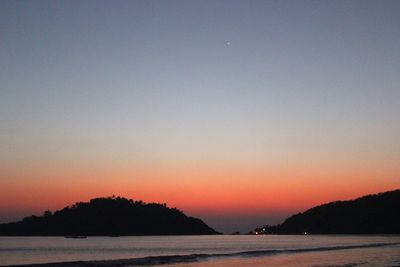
<box><xmin>1</xmin><ymin>235</ymin><xmax>399</xmax><ymax>267</ymax></box>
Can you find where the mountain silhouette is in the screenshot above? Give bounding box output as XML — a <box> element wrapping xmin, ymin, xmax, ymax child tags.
<box><xmin>0</xmin><ymin>196</ymin><xmax>219</xmax><ymax>236</ymax></box>
<box><xmin>261</xmin><ymin>189</ymin><xmax>400</xmax><ymax>234</ymax></box>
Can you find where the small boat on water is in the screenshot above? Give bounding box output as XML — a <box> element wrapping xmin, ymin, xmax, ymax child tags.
<box><xmin>64</xmin><ymin>235</ymin><xmax>87</xmax><ymax>239</ymax></box>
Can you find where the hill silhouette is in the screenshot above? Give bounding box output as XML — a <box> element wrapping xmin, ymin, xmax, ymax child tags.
<box><xmin>0</xmin><ymin>196</ymin><xmax>219</xmax><ymax>236</ymax></box>
<box><xmin>260</xmin><ymin>189</ymin><xmax>400</xmax><ymax>234</ymax></box>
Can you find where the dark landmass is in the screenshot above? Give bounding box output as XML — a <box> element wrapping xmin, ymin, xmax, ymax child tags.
<box><xmin>0</xmin><ymin>196</ymin><xmax>219</xmax><ymax>236</ymax></box>
<box><xmin>255</xmin><ymin>189</ymin><xmax>400</xmax><ymax>234</ymax></box>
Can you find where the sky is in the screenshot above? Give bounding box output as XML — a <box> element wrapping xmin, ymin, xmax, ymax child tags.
<box><xmin>0</xmin><ymin>0</ymin><xmax>399</xmax><ymax>233</ymax></box>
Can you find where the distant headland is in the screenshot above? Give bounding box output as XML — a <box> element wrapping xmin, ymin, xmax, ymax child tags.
<box><xmin>253</xmin><ymin>189</ymin><xmax>400</xmax><ymax>235</ymax></box>
<box><xmin>0</xmin><ymin>196</ymin><xmax>219</xmax><ymax>236</ymax></box>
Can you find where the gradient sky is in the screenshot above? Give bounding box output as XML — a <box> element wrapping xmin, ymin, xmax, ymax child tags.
<box><xmin>1</xmin><ymin>0</ymin><xmax>399</xmax><ymax>233</ymax></box>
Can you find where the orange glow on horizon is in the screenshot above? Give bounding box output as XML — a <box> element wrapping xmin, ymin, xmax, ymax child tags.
<box><xmin>1</xmin><ymin>160</ymin><xmax>398</xmax><ymax>222</ymax></box>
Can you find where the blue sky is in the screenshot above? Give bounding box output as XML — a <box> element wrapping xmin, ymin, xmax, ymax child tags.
<box><xmin>1</xmin><ymin>0</ymin><xmax>399</xmax><ymax>232</ymax></box>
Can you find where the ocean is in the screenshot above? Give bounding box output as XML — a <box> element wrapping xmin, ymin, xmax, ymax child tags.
<box><xmin>0</xmin><ymin>235</ymin><xmax>399</xmax><ymax>266</ymax></box>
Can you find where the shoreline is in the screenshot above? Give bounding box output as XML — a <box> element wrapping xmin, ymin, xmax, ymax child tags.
<box><xmin>2</xmin><ymin>242</ymin><xmax>399</xmax><ymax>267</ymax></box>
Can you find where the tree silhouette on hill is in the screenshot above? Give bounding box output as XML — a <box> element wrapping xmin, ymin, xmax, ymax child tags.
<box><xmin>0</xmin><ymin>196</ymin><xmax>219</xmax><ymax>236</ymax></box>
<box><xmin>259</xmin><ymin>189</ymin><xmax>400</xmax><ymax>234</ymax></box>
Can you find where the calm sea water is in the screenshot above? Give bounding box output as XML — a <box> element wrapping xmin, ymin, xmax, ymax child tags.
<box><xmin>0</xmin><ymin>235</ymin><xmax>399</xmax><ymax>266</ymax></box>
